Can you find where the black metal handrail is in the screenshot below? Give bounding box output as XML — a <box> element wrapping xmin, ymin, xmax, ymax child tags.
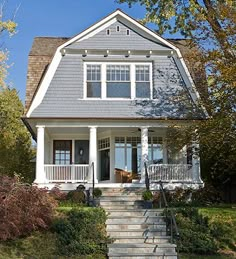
<box><xmin>144</xmin><ymin>162</ymin><xmax>180</xmax><ymax>245</ymax></box>
<box><xmin>158</xmin><ymin>180</ymin><xmax>180</xmax><ymax>244</ymax></box>
<box><xmin>92</xmin><ymin>162</ymin><xmax>95</xmax><ymax>199</ymax></box>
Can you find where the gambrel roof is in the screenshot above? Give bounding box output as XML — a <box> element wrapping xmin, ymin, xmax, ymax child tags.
<box><xmin>25</xmin><ymin>9</ymin><xmax>207</xmax><ymax>119</ymax></box>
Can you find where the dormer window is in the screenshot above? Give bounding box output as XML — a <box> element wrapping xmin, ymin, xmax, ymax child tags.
<box><xmin>85</xmin><ymin>62</ymin><xmax>152</xmax><ymax>99</ymax></box>
<box><xmin>86</xmin><ymin>64</ymin><xmax>101</xmax><ymax>98</ymax></box>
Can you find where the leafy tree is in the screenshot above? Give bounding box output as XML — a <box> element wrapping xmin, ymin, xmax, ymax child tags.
<box><xmin>0</xmin><ymin>3</ymin><xmax>34</xmax><ymax>182</ymax></box>
<box><xmin>117</xmin><ymin>0</ymin><xmax>236</xmax><ymax>187</ymax></box>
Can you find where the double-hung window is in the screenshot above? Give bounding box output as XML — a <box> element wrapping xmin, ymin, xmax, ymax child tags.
<box><xmin>86</xmin><ymin>64</ymin><xmax>101</xmax><ymax>98</ymax></box>
<box><xmin>107</xmin><ymin>65</ymin><xmax>131</xmax><ymax>98</ymax></box>
<box><xmin>135</xmin><ymin>65</ymin><xmax>150</xmax><ymax>98</ymax></box>
<box><xmin>85</xmin><ymin>63</ymin><xmax>151</xmax><ymax>99</ymax></box>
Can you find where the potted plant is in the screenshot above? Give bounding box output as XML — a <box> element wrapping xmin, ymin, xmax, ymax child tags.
<box><xmin>92</xmin><ymin>188</ymin><xmax>102</xmax><ymax>207</ymax></box>
<box><xmin>142</xmin><ymin>190</ymin><xmax>153</xmax><ymax>209</ymax></box>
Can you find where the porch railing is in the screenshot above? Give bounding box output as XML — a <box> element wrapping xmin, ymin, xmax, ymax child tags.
<box><xmin>45</xmin><ymin>164</ymin><xmax>89</xmax><ymax>183</ymax></box>
<box><xmin>148</xmin><ymin>164</ymin><xmax>193</xmax><ymax>182</ymax></box>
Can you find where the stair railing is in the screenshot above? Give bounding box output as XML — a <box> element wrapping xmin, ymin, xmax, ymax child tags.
<box><xmin>91</xmin><ymin>162</ymin><xmax>95</xmax><ymax>199</ymax></box>
<box><xmin>144</xmin><ymin>162</ymin><xmax>180</xmax><ymax>245</ymax></box>
<box><xmin>158</xmin><ymin>180</ymin><xmax>180</xmax><ymax>244</ymax></box>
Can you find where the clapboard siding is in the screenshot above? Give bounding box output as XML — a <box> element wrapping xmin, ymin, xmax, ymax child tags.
<box><xmin>31</xmin><ymin>53</ymin><xmax>202</xmax><ymax>119</ymax></box>
<box><xmin>67</xmin><ymin>21</ymin><xmax>170</xmax><ymax>51</ymax></box>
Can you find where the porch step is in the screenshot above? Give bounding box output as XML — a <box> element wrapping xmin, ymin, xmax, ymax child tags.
<box><xmin>107</xmin><ymin>215</ymin><xmax>165</xmax><ymax>224</ymax></box>
<box><xmin>108</xmin><ymin>253</ymin><xmax>177</xmax><ymax>259</ymax></box>
<box><xmin>107</xmin><ymin>209</ymin><xmax>163</xmax><ymax>217</ymax></box>
<box><xmin>99</xmin><ymin>187</ymin><xmax>177</xmax><ymax>259</ymax></box>
<box><xmin>112</xmin><ymin>236</ymin><xmax>171</xmax><ymax>244</ymax></box>
<box><xmin>108</xmin><ymin>243</ymin><xmax>176</xmax><ymax>254</ymax></box>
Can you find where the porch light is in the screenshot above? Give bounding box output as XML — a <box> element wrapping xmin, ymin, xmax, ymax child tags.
<box><xmin>104</xmin><ymin>50</ymin><xmax>109</xmax><ymax>57</ymax></box>
<box><xmin>79</xmin><ymin>148</ymin><xmax>84</xmax><ymax>156</ymax></box>
<box><xmin>82</xmin><ymin>50</ymin><xmax>88</xmax><ymax>57</ymax></box>
<box><xmin>125</xmin><ymin>50</ymin><xmax>130</xmax><ymax>58</ymax></box>
<box><xmin>146</xmin><ymin>50</ymin><xmax>152</xmax><ymax>58</ymax></box>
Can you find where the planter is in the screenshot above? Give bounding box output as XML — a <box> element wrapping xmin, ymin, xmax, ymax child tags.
<box><xmin>92</xmin><ymin>198</ymin><xmax>100</xmax><ymax>207</ymax></box>
<box><xmin>143</xmin><ymin>200</ymin><xmax>153</xmax><ymax>209</ymax></box>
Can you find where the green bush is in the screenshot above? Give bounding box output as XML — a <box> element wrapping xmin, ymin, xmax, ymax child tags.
<box><xmin>142</xmin><ymin>190</ymin><xmax>153</xmax><ymax>200</ymax></box>
<box><xmin>66</xmin><ymin>190</ymin><xmax>86</xmax><ymax>204</ymax></box>
<box><xmin>93</xmin><ymin>188</ymin><xmax>102</xmax><ymax>198</ymax></box>
<box><xmin>174</xmin><ymin>207</ymin><xmax>218</xmax><ymax>254</ymax></box>
<box><xmin>52</xmin><ymin>208</ymin><xmax>109</xmax><ymax>256</ymax></box>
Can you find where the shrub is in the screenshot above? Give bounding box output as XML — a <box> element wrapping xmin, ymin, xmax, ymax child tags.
<box><xmin>66</xmin><ymin>189</ymin><xmax>86</xmax><ymax>204</ymax></box>
<box><xmin>173</xmin><ymin>207</ymin><xmax>218</xmax><ymax>254</ymax></box>
<box><xmin>142</xmin><ymin>190</ymin><xmax>153</xmax><ymax>200</ymax></box>
<box><xmin>93</xmin><ymin>188</ymin><xmax>102</xmax><ymax>198</ymax></box>
<box><xmin>49</xmin><ymin>185</ymin><xmax>67</xmax><ymax>201</ymax></box>
<box><xmin>52</xmin><ymin>208</ymin><xmax>109</xmax><ymax>256</ymax></box>
<box><xmin>0</xmin><ymin>176</ymin><xmax>57</xmax><ymax>241</ymax></box>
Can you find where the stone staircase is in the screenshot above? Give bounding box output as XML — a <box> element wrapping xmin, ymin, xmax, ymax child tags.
<box><xmin>100</xmin><ymin>188</ymin><xmax>178</xmax><ymax>259</ymax></box>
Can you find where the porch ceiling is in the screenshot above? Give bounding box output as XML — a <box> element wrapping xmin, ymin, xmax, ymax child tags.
<box><xmin>45</xmin><ymin>126</ymin><xmax>167</xmax><ymax>136</ymax></box>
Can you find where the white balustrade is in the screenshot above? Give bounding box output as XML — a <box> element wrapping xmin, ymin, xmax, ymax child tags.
<box><xmin>44</xmin><ymin>164</ymin><xmax>89</xmax><ymax>183</ymax></box>
<box><xmin>148</xmin><ymin>164</ymin><xmax>193</xmax><ymax>182</ymax></box>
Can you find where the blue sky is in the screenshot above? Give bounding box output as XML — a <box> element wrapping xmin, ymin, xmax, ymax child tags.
<box><xmin>5</xmin><ymin>0</ymin><xmax>147</xmax><ymax>102</ymax></box>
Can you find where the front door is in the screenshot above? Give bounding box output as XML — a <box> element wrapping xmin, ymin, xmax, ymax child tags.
<box><xmin>74</xmin><ymin>140</ymin><xmax>89</xmax><ymax>164</ymax></box>
<box><xmin>100</xmin><ymin>149</ymin><xmax>110</xmax><ymax>181</ymax></box>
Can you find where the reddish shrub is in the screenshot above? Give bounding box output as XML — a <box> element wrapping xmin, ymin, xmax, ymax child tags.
<box><xmin>0</xmin><ymin>176</ymin><xmax>57</xmax><ymax>241</ymax></box>
<box><xmin>49</xmin><ymin>185</ymin><xmax>67</xmax><ymax>201</ymax></box>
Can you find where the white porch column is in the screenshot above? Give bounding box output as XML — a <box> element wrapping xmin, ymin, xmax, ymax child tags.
<box><xmin>89</xmin><ymin>126</ymin><xmax>98</xmax><ymax>183</ymax></box>
<box><xmin>35</xmin><ymin>126</ymin><xmax>46</xmax><ymax>183</ymax></box>
<box><xmin>140</xmin><ymin>127</ymin><xmax>149</xmax><ymax>182</ymax></box>
<box><xmin>192</xmin><ymin>140</ymin><xmax>201</xmax><ymax>182</ymax></box>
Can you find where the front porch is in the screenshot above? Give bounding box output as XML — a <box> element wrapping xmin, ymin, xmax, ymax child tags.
<box><xmin>34</xmin><ymin>121</ymin><xmax>203</xmax><ymax>190</ymax></box>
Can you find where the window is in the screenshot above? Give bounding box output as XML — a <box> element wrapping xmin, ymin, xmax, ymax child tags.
<box><xmin>85</xmin><ymin>62</ymin><xmax>152</xmax><ymax>99</ymax></box>
<box><xmin>136</xmin><ymin>65</ymin><xmax>150</xmax><ymax>98</ymax></box>
<box><xmin>116</xmin><ymin>26</ymin><xmax>120</xmax><ymax>32</ymax></box>
<box><xmin>53</xmin><ymin>140</ymin><xmax>72</xmax><ymax>165</ymax></box>
<box><xmin>107</xmin><ymin>65</ymin><xmax>130</xmax><ymax>98</ymax></box>
<box><xmin>106</xmin><ymin>29</ymin><xmax>110</xmax><ymax>35</ymax></box>
<box><xmin>126</xmin><ymin>29</ymin><xmax>130</xmax><ymax>35</ymax></box>
<box><xmin>98</xmin><ymin>138</ymin><xmax>110</xmax><ymax>150</ymax></box>
<box><xmin>86</xmin><ymin>65</ymin><xmax>101</xmax><ymax>98</ymax></box>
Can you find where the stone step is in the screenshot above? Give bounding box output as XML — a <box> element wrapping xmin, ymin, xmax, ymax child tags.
<box><xmin>107</xmin><ymin>223</ymin><xmax>166</xmax><ymax>231</ymax></box>
<box><xmin>106</xmin><ymin>209</ymin><xmax>163</xmax><ymax>217</ymax></box>
<box><xmin>102</xmin><ymin>204</ymin><xmax>145</xmax><ymax>210</ymax></box>
<box><xmin>108</xmin><ymin>243</ymin><xmax>176</xmax><ymax>254</ymax></box>
<box><xmin>107</xmin><ymin>216</ymin><xmax>165</xmax><ymax>224</ymax></box>
<box><xmin>108</xmin><ymin>253</ymin><xmax>177</xmax><ymax>259</ymax></box>
<box><xmin>108</xmin><ymin>229</ymin><xmax>167</xmax><ymax>237</ymax></box>
<box><xmin>100</xmin><ymin>195</ymin><xmax>142</xmax><ymax>201</ymax></box>
<box><xmin>101</xmin><ymin>200</ymin><xmax>144</xmax><ymax>206</ymax></box>
<box><xmin>112</xmin><ymin>236</ymin><xmax>171</xmax><ymax>244</ymax></box>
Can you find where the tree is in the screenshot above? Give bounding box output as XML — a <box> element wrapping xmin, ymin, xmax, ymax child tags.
<box><xmin>117</xmin><ymin>0</ymin><xmax>236</xmax><ymax>188</ymax></box>
<box><xmin>0</xmin><ymin>2</ymin><xmax>34</xmax><ymax>182</ymax></box>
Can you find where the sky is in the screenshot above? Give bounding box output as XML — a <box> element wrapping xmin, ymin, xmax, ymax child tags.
<box><xmin>4</xmin><ymin>0</ymin><xmax>148</xmax><ymax>102</ymax></box>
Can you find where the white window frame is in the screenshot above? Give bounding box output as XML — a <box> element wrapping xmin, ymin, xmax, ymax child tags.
<box><xmin>84</xmin><ymin>62</ymin><xmax>153</xmax><ymax>100</ymax></box>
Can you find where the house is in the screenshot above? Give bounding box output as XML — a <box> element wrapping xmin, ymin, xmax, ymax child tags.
<box><xmin>23</xmin><ymin>9</ymin><xmax>207</xmax><ymax>191</ymax></box>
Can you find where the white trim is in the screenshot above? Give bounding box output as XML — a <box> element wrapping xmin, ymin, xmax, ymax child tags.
<box><xmin>26</xmin><ymin>51</ymin><xmax>62</xmax><ymax>117</ymax></box>
<box><xmin>84</xmin><ymin>61</ymin><xmax>152</xmax><ymax>100</ymax></box>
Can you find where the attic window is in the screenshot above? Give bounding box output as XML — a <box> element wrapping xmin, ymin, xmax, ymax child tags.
<box><xmin>126</xmin><ymin>29</ymin><xmax>130</xmax><ymax>36</ymax></box>
<box><xmin>116</xmin><ymin>26</ymin><xmax>120</xmax><ymax>32</ymax></box>
<box><xmin>106</xmin><ymin>29</ymin><xmax>110</xmax><ymax>35</ymax></box>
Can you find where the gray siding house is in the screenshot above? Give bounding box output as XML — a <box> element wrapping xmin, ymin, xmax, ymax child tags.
<box><xmin>23</xmin><ymin>10</ymin><xmax>206</xmax><ymax>190</ymax></box>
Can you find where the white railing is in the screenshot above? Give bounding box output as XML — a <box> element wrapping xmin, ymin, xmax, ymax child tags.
<box><xmin>45</xmin><ymin>164</ymin><xmax>89</xmax><ymax>183</ymax></box>
<box><xmin>148</xmin><ymin>164</ymin><xmax>193</xmax><ymax>182</ymax></box>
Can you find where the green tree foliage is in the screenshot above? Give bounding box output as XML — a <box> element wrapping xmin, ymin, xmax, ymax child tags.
<box><xmin>0</xmin><ymin>89</ymin><xmax>34</xmax><ymax>182</ymax></box>
<box><xmin>0</xmin><ymin>4</ymin><xmax>34</xmax><ymax>182</ymax></box>
<box><xmin>117</xmin><ymin>0</ymin><xmax>236</xmax><ymax>186</ymax></box>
